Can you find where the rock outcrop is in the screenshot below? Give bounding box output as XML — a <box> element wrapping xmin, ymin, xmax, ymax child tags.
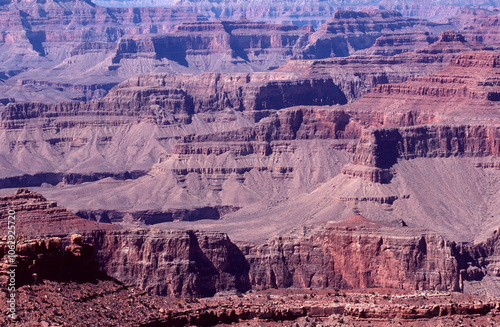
<box><xmin>0</xmin><ymin>233</ymin><xmax>101</xmax><ymax>289</ymax></box>
<box><xmin>0</xmin><ymin>189</ymin><xmax>251</xmax><ymax>297</ymax></box>
<box><xmin>112</xmin><ymin>19</ymin><xmax>314</xmax><ymax>71</ymax></box>
<box><xmin>2</xmin><ymin>189</ymin><xmax>500</xmax><ymax>301</ymax></box>
<box><xmin>341</xmin><ymin>51</ymin><xmax>500</xmax><ymax>183</ymax></box>
<box><xmin>343</xmin><ymin>124</ymin><xmax>500</xmax><ymax>183</ymax></box>
<box><xmin>0</xmin><ymin>188</ymin><xmax>107</xmax><ymax>237</ymax></box>
<box><xmin>86</xmin><ymin>228</ymin><xmax>251</xmax><ymax>297</ymax></box>
<box><xmin>243</xmin><ymin>215</ymin><xmax>463</xmax><ymax>292</ymax></box>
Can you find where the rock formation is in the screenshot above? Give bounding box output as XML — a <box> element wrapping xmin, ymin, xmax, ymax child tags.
<box><xmin>93</xmin><ymin>0</ymin><xmax>500</xmax><ymax>28</ymax></box>
<box><xmin>0</xmin><ymin>3</ymin><xmax>473</xmax><ymax>103</ymax></box>
<box><xmin>0</xmin><ymin>233</ymin><xmax>101</xmax><ymax>288</ymax></box>
<box><xmin>341</xmin><ymin>51</ymin><xmax>500</xmax><ymax>183</ymax></box>
<box><xmin>0</xmin><ymin>188</ymin><xmax>107</xmax><ymax>237</ymax></box>
<box><xmin>243</xmin><ymin>215</ymin><xmax>463</xmax><ymax>291</ymax></box>
<box><xmin>0</xmin><ymin>190</ymin><xmax>493</xmax><ymax>297</ymax></box>
<box><xmin>0</xmin><ymin>189</ymin><xmax>251</xmax><ymax>297</ymax></box>
<box><xmin>0</xmin><ymin>1</ymin><xmax>500</xmax><ymax>325</ymax></box>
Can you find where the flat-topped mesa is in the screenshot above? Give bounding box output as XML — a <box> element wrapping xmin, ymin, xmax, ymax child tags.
<box><xmin>415</xmin><ymin>30</ymin><xmax>484</xmax><ymax>54</ymax></box>
<box><xmin>439</xmin><ymin>30</ymin><xmax>467</xmax><ymax>43</ymax></box>
<box><xmin>178</xmin><ymin>107</ymin><xmax>360</xmax><ymax>144</ymax></box>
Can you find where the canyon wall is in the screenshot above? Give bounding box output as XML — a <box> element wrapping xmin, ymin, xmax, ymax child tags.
<box><xmin>0</xmin><ymin>189</ymin><xmax>491</xmax><ymax>297</ymax></box>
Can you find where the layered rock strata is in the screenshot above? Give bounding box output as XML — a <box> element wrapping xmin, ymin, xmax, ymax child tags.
<box><xmin>343</xmin><ymin>124</ymin><xmax>500</xmax><ymax>183</ymax></box>
<box><xmin>302</xmin><ymin>10</ymin><xmax>452</xmax><ymax>58</ymax></box>
<box><xmin>243</xmin><ymin>215</ymin><xmax>464</xmax><ymax>292</ymax></box>
<box><xmin>0</xmin><ymin>4</ymin><xmax>464</xmax><ymax>103</ymax></box>
<box><xmin>86</xmin><ymin>228</ymin><xmax>251</xmax><ymax>297</ymax></box>
<box><xmin>341</xmin><ymin>51</ymin><xmax>500</xmax><ymax>183</ymax></box>
<box><xmin>4</xmin><ymin>188</ymin><xmax>500</xmax><ymax>301</ymax></box>
<box><xmin>0</xmin><ymin>189</ymin><xmax>251</xmax><ymax>297</ymax></box>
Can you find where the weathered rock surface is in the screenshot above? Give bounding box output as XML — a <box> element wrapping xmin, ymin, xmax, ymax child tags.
<box><xmin>0</xmin><ymin>189</ymin><xmax>251</xmax><ymax>297</ymax></box>
<box><xmin>0</xmin><ymin>233</ymin><xmax>100</xmax><ymax>289</ymax></box>
<box><xmin>86</xmin><ymin>228</ymin><xmax>251</xmax><ymax>297</ymax></box>
<box><xmin>341</xmin><ymin>51</ymin><xmax>500</xmax><ymax>183</ymax></box>
<box><xmin>0</xmin><ymin>0</ymin><xmax>207</xmax><ymax>101</ymax></box>
<box><xmin>451</xmin><ymin>8</ymin><xmax>500</xmax><ymax>49</ymax></box>
<box><xmin>0</xmin><ymin>190</ymin><xmax>486</xmax><ymax>297</ymax></box>
<box><xmin>301</xmin><ymin>10</ymin><xmax>451</xmax><ymax>59</ymax></box>
<box><xmin>344</xmin><ymin>124</ymin><xmax>500</xmax><ymax>183</ymax></box>
<box><xmin>94</xmin><ymin>0</ymin><xmax>500</xmax><ymax>28</ymax></box>
<box><xmin>157</xmin><ymin>289</ymin><xmax>500</xmax><ymax>327</ymax></box>
<box><xmin>0</xmin><ymin>278</ymin><xmax>172</xmax><ymax>327</ymax></box>
<box><xmin>243</xmin><ymin>215</ymin><xmax>463</xmax><ymax>292</ymax></box>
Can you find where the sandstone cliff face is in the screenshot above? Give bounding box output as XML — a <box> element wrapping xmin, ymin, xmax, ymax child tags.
<box><xmin>86</xmin><ymin>229</ymin><xmax>250</xmax><ymax>297</ymax></box>
<box><xmin>243</xmin><ymin>215</ymin><xmax>462</xmax><ymax>292</ymax></box>
<box><xmin>357</xmin><ymin>51</ymin><xmax>500</xmax><ymax>123</ymax></box>
<box><xmin>1</xmin><ymin>189</ymin><xmax>499</xmax><ymax>299</ymax></box>
<box><xmin>355</xmin><ymin>31</ymin><xmax>438</xmax><ymax>56</ymax></box>
<box><xmin>0</xmin><ymin>189</ymin><xmax>253</xmax><ymax>297</ymax></box>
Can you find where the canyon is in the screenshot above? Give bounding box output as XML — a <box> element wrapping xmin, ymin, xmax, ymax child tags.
<box><xmin>0</xmin><ymin>0</ymin><xmax>498</xmax><ymax>104</ymax></box>
<box><xmin>0</xmin><ymin>1</ymin><xmax>499</xmax><ymax>326</ymax></box>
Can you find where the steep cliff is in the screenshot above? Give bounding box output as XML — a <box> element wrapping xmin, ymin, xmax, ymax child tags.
<box><xmin>85</xmin><ymin>228</ymin><xmax>251</xmax><ymax>297</ymax></box>
<box><xmin>341</xmin><ymin>51</ymin><xmax>500</xmax><ymax>183</ymax></box>
<box><xmin>0</xmin><ymin>233</ymin><xmax>100</xmax><ymax>288</ymax></box>
<box><xmin>343</xmin><ymin>124</ymin><xmax>500</xmax><ymax>183</ymax></box>
<box><xmin>0</xmin><ymin>189</ymin><xmax>251</xmax><ymax>297</ymax></box>
<box><xmin>1</xmin><ymin>188</ymin><xmax>499</xmax><ymax>303</ymax></box>
<box><xmin>243</xmin><ymin>215</ymin><xmax>463</xmax><ymax>292</ymax></box>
